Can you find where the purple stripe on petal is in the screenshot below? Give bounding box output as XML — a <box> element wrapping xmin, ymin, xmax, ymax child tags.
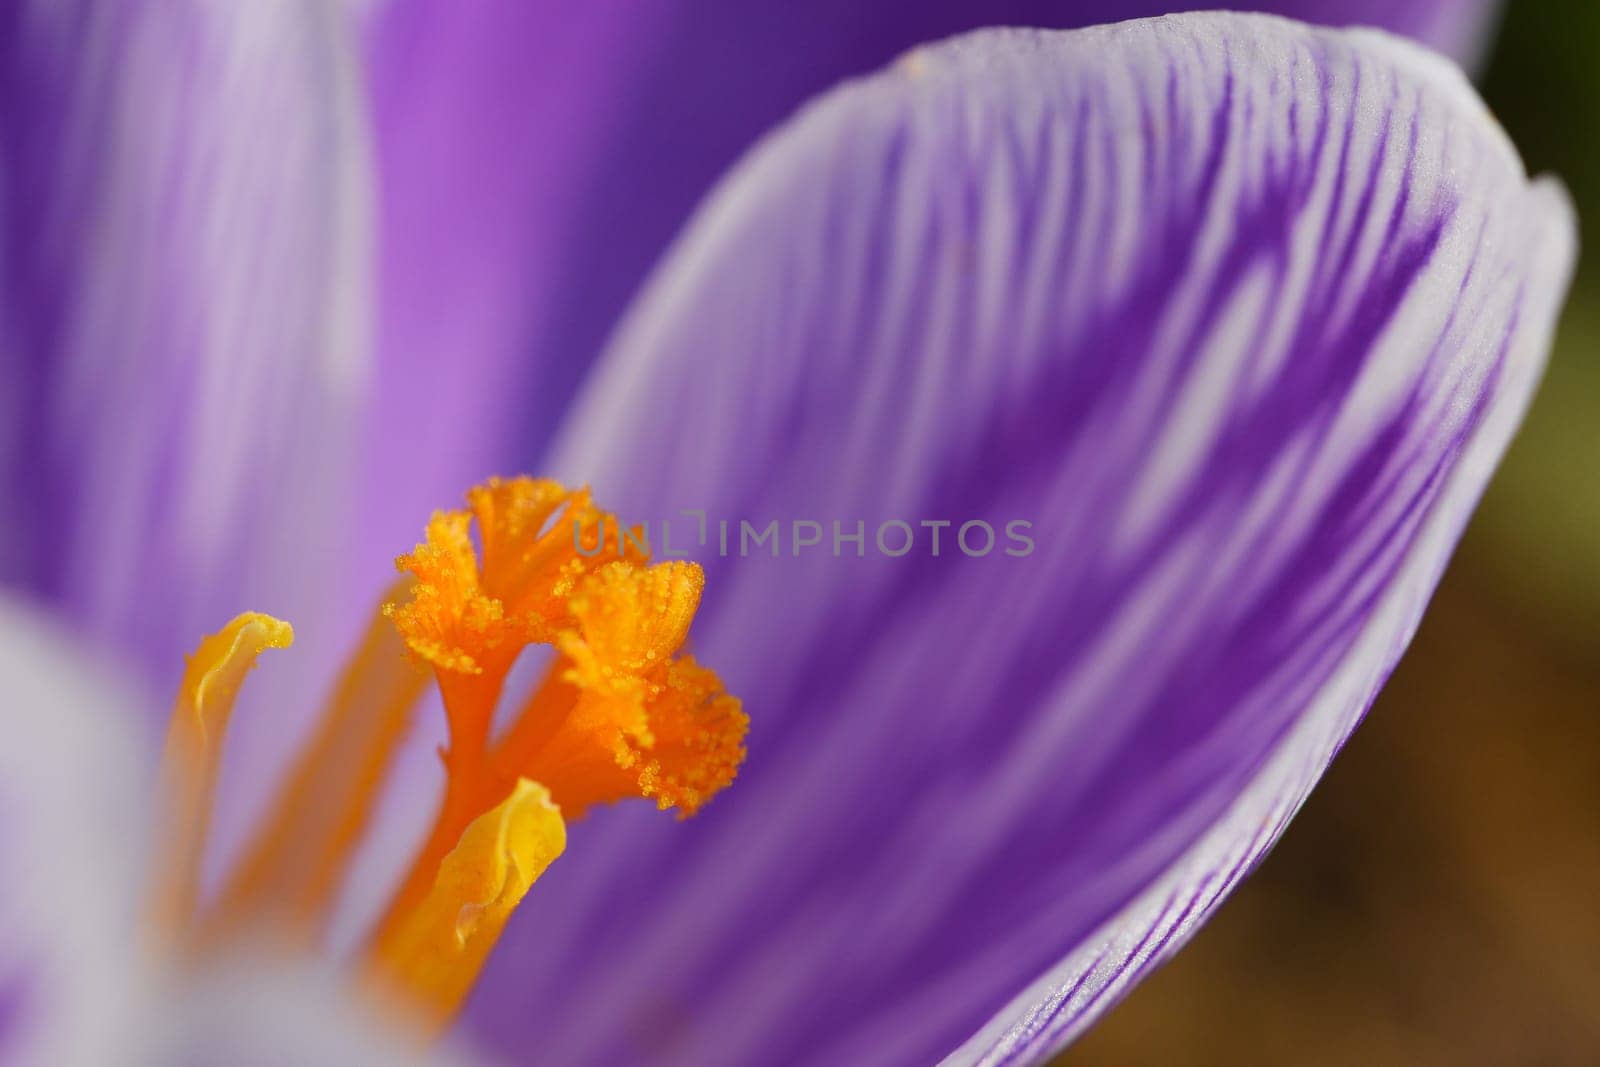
<box><xmin>0</xmin><ymin>3</ymin><xmax>371</xmax><ymax>703</ymax></box>
<box><xmin>461</xmin><ymin>15</ymin><xmax>1571</xmax><ymax>1066</ymax></box>
<box><xmin>0</xmin><ymin>964</ymin><xmax>29</xmax><ymax>1063</ymax></box>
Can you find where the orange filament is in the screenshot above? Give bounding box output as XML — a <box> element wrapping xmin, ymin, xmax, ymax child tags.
<box><xmin>151</xmin><ymin>612</ymin><xmax>293</xmax><ymax>937</ymax></box>
<box><xmin>207</xmin><ymin>581</ymin><xmax>429</xmax><ymax>940</ymax></box>
<box><xmin>152</xmin><ymin>476</ymin><xmax>746</xmax><ymax>1033</ymax></box>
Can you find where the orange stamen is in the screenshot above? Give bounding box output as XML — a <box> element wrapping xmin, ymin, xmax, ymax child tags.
<box><xmin>151</xmin><ymin>612</ymin><xmax>293</xmax><ymax>937</ymax></box>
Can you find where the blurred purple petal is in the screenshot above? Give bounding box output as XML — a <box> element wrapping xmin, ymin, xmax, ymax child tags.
<box><xmin>0</xmin><ymin>3</ymin><xmax>371</xmax><ymax>699</ymax></box>
<box><xmin>360</xmin><ymin>1</ymin><xmax>1499</xmax><ymax>567</ymax></box>
<box><xmin>464</xmin><ymin>14</ymin><xmax>1571</xmax><ymax>1064</ymax></box>
<box><xmin>354</xmin><ymin>1</ymin><xmax>662</xmax><ymax>586</ymax></box>
<box><xmin>1270</xmin><ymin>0</ymin><xmax>1502</xmax><ymax>66</ymax></box>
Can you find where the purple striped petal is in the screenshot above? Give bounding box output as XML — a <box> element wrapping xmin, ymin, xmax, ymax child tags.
<box><xmin>359</xmin><ymin>1</ymin><xmax>1499</xmax><ymax>566</ymax></box>
<box><xmin>0</xmin><ymin>3</ymin><xmax>371</xmax><ymax>701</ymax></box>
<box><xmin>508</xmin><ymin>0</ymin><xmax>1502</xmax><ymax>464</ymax></box>
<box><xmin>461</xmin><ymin>14</ymin><xmax>1572</xmax><ymax>1065</ymax></box>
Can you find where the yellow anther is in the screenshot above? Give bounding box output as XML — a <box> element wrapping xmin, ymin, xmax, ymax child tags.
<box><xmin>367</xmin><ymin>779</ymin><xmax>566</xmax><ymax>1033</ymax></box>
<box><xmin>152</xmin><ymin>613</ymin><xmax>293</xmax><ymax>937</ymax></box>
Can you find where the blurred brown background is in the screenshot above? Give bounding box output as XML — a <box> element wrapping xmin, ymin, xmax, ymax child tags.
<box><xmin>1066</xmin><ymin>3</ymin><xmax>1600</xmax><ymax>1063</ymax></box>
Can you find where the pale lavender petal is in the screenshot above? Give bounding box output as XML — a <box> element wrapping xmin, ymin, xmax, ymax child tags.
<box><xmin>464</xmin><ymin>15</ymin><xmax>1571</xmax><ymax>1065</ymax></box>
<box><xmin>0</xmin><ymin>3</ymin><xmax>371</xmax><ymax>701</ymax></box>
<box><xmin>0</xmin><ymin>598</ymin><xmax>153</xmax><ymax>1064</ymax></box>
<box><xmin>148</xmin><ymin>957</ymin><xmax>480</xmax><ymax>1067</ymax></box>
<box><xmin>358</xmin><ymin>0</ymin><xmax>1499</xmax><ymax>564</ymax></box>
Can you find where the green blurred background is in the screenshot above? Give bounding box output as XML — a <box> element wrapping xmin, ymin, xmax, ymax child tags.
<box><xmin>1066</xmin><ymin>4</ymin><xmax>1600</xmax><ymax>1063</ymax></box>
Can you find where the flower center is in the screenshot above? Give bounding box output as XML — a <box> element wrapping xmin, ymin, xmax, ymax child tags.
<box><xmin>151</xmin><ymin>477</ymin><xmax>747</xmax><ymax>1034</ymax></box>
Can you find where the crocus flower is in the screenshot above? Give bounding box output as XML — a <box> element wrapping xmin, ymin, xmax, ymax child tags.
<box><xmin>0</xmin><ymin>7</ymin><xmax>1574</xmax><ymax>1067</ymax></box>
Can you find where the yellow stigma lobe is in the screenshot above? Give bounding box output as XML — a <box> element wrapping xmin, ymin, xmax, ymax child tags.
<box><xmin>368</xmin><ymin>778</ymin><xmax>565</xmax><ymax>1034</ymax></box>
<box><xmin>152</xmin><ymin>612</ymin><xmax>292</xmax><ymax>936</ymax></box>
